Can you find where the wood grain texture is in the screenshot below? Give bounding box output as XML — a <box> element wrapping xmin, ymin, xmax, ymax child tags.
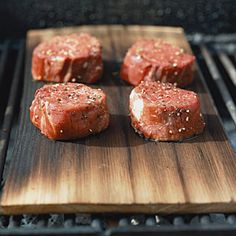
<box><xmin>1</xmin><ymin>25</ymin><xmax>236</xmax><ymax>214</ymax></box>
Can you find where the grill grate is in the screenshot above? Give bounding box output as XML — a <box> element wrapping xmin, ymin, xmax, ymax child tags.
<box><xmin>0</xmin><ymin>40</ymin><xmax>24</xmax><ymax>181</ymax></box>
<box><xmin>0</xmin><ymin>36</ymin><xmax>236</xmax><ymax>235</ymax></box>
<box><xmin>190</xmin><ymin>36</ymin><xmax>236</xmax><ymax>151</ymax></box>
<box><xmin>1</xmin><ymin>213</ymin><xmax>236</xmax><ymax>235</ymax></box>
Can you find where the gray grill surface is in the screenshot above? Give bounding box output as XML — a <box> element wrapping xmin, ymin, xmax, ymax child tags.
<box><xmin>0</xmin><ymin>35</ymin><xmax>236</xmax><ymax>235</ymax></box>
<box><xmin>189</xmin><ymin>34</ymin><xmax>236</xmax><ymax>151</ymax></box>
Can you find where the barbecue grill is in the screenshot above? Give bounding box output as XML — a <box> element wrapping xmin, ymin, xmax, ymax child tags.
<box><xmin>0</xmin><ymin>0</ymin><xmax>236</xmax><ymax>235</ymax></box>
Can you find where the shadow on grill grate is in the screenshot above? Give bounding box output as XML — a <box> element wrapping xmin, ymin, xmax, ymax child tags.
<box><xmin>0</xmin><ymin>36</ymin><xmax>236</xmax><ymax>235</ymax></box>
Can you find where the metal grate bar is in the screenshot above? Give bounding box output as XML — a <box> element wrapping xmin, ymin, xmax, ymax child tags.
<box><xmin>0</xmin><ymin>41</ymin><xmax>24</xmax><ymax>183</ymax></box>
<box><xmin>218</xmin><ymin>53</ymin><xmax>236</xmax><ymax>87</ymax></box>
<box><xmin>0</xmin><ymin>41</ymin><xmax>9</xmax><ymax>86</ymax></box>
<box><xmin>200</xmin><ymin>45</ymin><xmax>236</xmax><ymax>125</ymax></box>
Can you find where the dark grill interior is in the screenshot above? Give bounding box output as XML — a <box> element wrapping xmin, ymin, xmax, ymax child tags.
<box><xmin>1</xmin><ymin>0</ymin><xmax>235</xmax><ymax>38</ymax></box>
<box><xmin>0</xmin><ymin>35</ymin><xmax>236</xmax><ymax>235</ymax></box>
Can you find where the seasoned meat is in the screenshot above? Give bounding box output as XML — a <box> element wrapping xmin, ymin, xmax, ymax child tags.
<box><xmin>30</xmin><ymin>83</ymin><xmax>109</xmax><ymax>140</ymax></box>
<box><xmin>120</xmin><ymin>39</ymin><xmax>195</xmax><ymax>87</ymax></box>
<box><xmin>129</xmin><ymin>81</ymin><xmax>205</xmax><ymax>141</ymax></box>
<box><xmin>32</xmin><ymin>33</ymin><xmax>103</xmax><ymax>83</ymax></box>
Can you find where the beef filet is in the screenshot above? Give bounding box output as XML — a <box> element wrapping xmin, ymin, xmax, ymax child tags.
<box><xmin>30</xmin><ymin>83</ymin><xmax>109</xmax><ymax>140</ymax></box>
<box><xmin>32</xmin><ymin>33</ymin><xmax>103</xmax><ymax>83</ymax></box>
<box><xmin>120</xmin><ymin>39</ymin><xmax>195</xmax><ymax>87</ymax></box>
<box><xmin>129</xmin><ymin>81</ymin><xmax>205</xmax><ymax>141</ymax></box>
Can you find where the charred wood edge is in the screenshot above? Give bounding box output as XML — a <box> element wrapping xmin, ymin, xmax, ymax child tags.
<box><xmin>0</xmin><ymin>40</ymin><xmax>25</xmax><ymax>187</ymax></box>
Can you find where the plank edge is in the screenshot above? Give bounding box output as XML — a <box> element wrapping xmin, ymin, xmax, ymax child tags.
<box><xmin>27</xmin><ymin>25</ymin><xmax>184</xmax><ymax>38</ymax></box>
<box><xmin>1</xmin><ymin>202</ymin><xmax>236</xmax><ymax>215</ymax></box>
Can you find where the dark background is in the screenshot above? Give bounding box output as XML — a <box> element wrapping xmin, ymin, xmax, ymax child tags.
<box><xmin>0</xmin><ymin>0</ymin><xmax>235</xmax><ymax>38</ymax></box>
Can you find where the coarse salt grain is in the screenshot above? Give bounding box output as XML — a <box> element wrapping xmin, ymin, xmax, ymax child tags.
<box><xmin>83</xmin><ymin>62</ymin><xmax>88</xmax><ymax>68</ymax></box>
<box><xmin>173</xmin><ymin>63</ymin><xmax>177</xmax><ymax>67</ymax></box>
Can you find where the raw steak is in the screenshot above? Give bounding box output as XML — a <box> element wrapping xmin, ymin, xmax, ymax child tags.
<box><xmin>120</xmin><ymin>39</ymin><xmax>195</xmax><ymax>87</ymax></box>
<box><xmin>30</xmin><ymin>83</ymin><xmax>109</xmax><ymax>140</ymax></box>
<box><xmin>129</xmin><ymin>81</ymin><xmax>205</xmax><ymax>141</ymax></box>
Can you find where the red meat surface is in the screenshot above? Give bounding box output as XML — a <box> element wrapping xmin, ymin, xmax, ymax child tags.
<box><xmin>120</xmin><ymin>39</ymin><xmax>195</xmax><ymax>87</ymax></box>
<box><xmin>129</xmin><ymin>81</ymin><xmax>205</xmax><ymax>141</ymax></box>
<box><xmin>32</xmin><ymin>33</ymin><xmax>103</xmax><ymax>83</ymax></box>
<box><xmin>30</xmin><ymin>83</ymin><xmax>109</xmax><ymax>140</ymax></box>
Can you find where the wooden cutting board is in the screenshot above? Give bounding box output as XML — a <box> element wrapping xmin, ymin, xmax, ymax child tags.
<box><xmin>1</xmin><ymin>25</ymin><xmax>236</xmax><ymax>215</ymax></box>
